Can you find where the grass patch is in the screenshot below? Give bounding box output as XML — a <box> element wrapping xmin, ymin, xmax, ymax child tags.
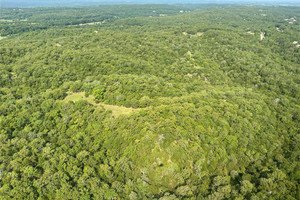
<box><xmin>0</xmin><ymin>19</ymin><xmax>13</xmax><ymax>22</ymax></box>
<box><xmin>0</xmin><ymin>36</ymin><xmax>7</xmax><ymax>40</ymax></box>
<box><xmin>62</xmin><ymin>92</ymin><xmax>140</xmax><ymax>117</ymax></box>
<box><xmin>85</xmin><ymin>22</ymin><xmax>102</xmax><ymax>25</ymax></box>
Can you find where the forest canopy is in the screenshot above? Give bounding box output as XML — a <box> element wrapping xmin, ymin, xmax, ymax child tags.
<box><xmin>0</xmin><ymin>4</ymin><xmax>299</xmax><ymax>200</ymax></box>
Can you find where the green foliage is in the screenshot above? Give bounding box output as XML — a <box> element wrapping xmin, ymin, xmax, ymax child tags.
<box><xmin>0</xmin><ymin>4</ymin><xmax>299</xmax><ymax>200</ymax></box>
<box><xmin>93</xmin><ymin>88</ymin><xmax>106</xmax><ymax>102</ymax></box>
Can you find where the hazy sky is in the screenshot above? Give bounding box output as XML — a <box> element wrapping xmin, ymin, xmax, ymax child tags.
<box><xmin>1</xmin><ymin>0</ymin><xmax>299</xmax><ymax>8</ymax></box>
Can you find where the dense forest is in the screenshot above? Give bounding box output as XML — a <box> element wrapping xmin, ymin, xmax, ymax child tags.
<box><xmin>0</xmin><ymin>4</ymin><xmax>299</xmax><ymax>199</ymax></box>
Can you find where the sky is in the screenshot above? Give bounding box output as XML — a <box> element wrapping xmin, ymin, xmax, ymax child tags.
<box><xmin>1</xmin><ymin>0</ymin><xmax>299</xmax><ymax>8</ymax></box>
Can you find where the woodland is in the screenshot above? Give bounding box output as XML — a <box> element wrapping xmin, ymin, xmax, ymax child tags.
<box><xmin>0</xmin><ymin>4</ymin><xmax>299</xmax><ymax>200</ymax></box>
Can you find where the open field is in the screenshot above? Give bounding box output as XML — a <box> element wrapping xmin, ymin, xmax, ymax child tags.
<box><xmin>62</xmin><ymin>92</ymin><xmax>140</xmax><ymax>117</ymax></box>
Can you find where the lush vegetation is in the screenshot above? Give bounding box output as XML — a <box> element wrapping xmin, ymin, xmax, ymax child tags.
<box><xmin>0</xmin><ymin>4</ymin><xmax>299</xmax><ymax>199</ymax></box>
<box><xmin>0</xmin><ymin>4</ymin><xmax>223</xmax><ymax>36</ymax></box>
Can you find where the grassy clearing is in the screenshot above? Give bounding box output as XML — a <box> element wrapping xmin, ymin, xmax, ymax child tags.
<box><xmin>62</xmin><ymin>92</ymin><xmax>93</xmax><ymax>103</ymax></box>
<box><xmin>182</xmin><ymin>32</ymin><xmax>203</xmax><ymax>37</ymax></box>
<box><xmin>0</xmin><ymin>36</ymin><xmax>7</xmax><ymax>40</ymax></box>
<box><xmin>85</xmin><ymin>22</ymin><xmax>102</xmax><ymax>25</ymax></box>
<box><xmin>62</xmin><ymin>92</ymin><xmax>140</xmax><ymax>117</ymax></box>
<box><xmin>0</xmin><ymin>19</ymin><xmax>13</xmax><ymax>22</ymax></box>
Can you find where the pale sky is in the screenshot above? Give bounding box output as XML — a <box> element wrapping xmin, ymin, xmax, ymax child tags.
<box><xmin>1</xmin><ymin>0</ymin><xmax>299</xmax><ymax>8</ymax></box>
